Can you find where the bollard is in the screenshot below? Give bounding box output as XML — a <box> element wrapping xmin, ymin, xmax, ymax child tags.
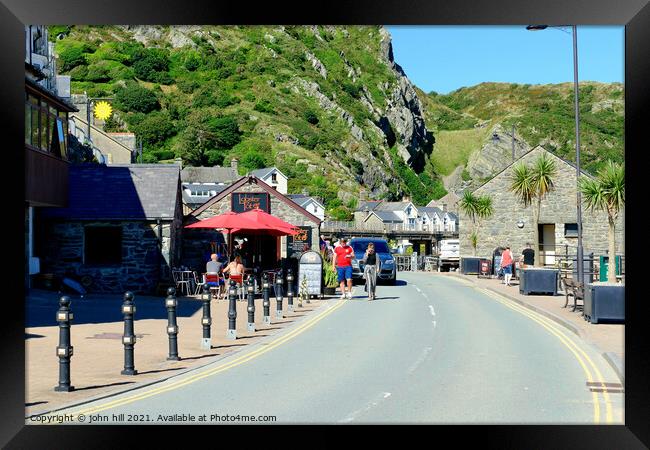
<box><xmin>275</xmin><ymin>270</ymin><xmax>284</xmax><ymax>319</ymax></box>
<box><xmin>226</xmin><ymin>279</ymin><xmax>237</xmax><ymax>340</ymax></box>
<box><xmin>54</xmin><ymin>296</ymin><xmax>74</xmax><ymax>392</ymax></box>
<box><xmin>121</xmin><ymin>291</ymin><xmax>137</xmax><ymax>375</ymax></box>
<box><xmin>246</xmin><ymin>278</ymin><xmax>255</xmax><ymax>332</ymax></box>
<box><xmin>262</xmin><ymin>273</ymin><xmax>271</xmax><ymax>325</ymax></box>
<box><xmin>165</xmin><ymin>287</ymin><xmax>180</xmax><ymax>361</ymax></box>
<box><xmin>287</xmin><ymin>269</ymin><xmax>294</xmax><ymax>313</ymax></box>
<box><xmin>200</xmin><ymin>284</ymin><xmax>212</xmax><ymax>350</ymax></box>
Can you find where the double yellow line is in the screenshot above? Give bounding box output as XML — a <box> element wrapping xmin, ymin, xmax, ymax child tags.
<box><xmin>477</xmin><ymin>287</ymin><xmax>615</xmax><ymax>424</ymax></box>
<box><xmin>48</xmin><ymin>299</ymin><xmax>347</xmax><ymax>422</ymax></box>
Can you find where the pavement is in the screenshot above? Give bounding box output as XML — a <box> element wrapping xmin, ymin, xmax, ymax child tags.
<box><xmin>445</xmin><ymin>271</ymin><xmax>624</xmax><ymax>383</ymax></box>
<box><xmin>25</xmin><ymin>288</ymin><xmax>327</xmax><ymax>418</ymax></box>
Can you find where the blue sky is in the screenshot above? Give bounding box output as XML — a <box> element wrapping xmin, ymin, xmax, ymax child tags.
<box><xmin>386</xmin><ymin>26</ymin><xmax>624</xmax><ymax>95</ymax></box>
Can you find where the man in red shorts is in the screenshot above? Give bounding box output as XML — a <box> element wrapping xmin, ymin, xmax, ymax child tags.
<box><xmin>333</xmin><ymin>237</ymin><xmax>355</xmax><ymax>299</ymax></box>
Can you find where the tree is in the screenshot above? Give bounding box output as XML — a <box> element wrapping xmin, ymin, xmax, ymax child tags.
<box><xmin>459</xmin><ymin>190</ymin><xmax>494</xmax><ymax>256</ymax></box>
<box><xmin>114</xmin><ymin>82</ymin><xmax>160</xmax><ymax>113</ymax></box>
<box><xmin>579</xmin><ymin>161</ymin><xmax>625</xmax><ymax>282</ymax></box>
<box><xmin>510</xmin><ymin>153</ymin><xmax>557</xmax><ymax>265</ymax></box>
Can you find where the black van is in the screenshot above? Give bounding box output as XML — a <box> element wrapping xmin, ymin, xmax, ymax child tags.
<box><xmin>348</xmin><ymin>238</ymin><xmax>397</xmax><ymax>285</ymax></box>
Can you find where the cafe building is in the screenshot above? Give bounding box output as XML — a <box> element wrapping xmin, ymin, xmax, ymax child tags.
<box><xmin>183</xmin><ymin>175</ymin><xmax>322</xmax><ymax>271</ymax></box>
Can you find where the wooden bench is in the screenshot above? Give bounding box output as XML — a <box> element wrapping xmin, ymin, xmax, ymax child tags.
<box><xmin>562</xmin><ymin>278</ymin><xmax>584</xmax><ymax>313</ymax></box>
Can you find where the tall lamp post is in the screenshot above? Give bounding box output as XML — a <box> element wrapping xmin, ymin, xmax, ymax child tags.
<box><xmin>526</xmin><ymin>24</ymin><xmax>584</xmax><ymax>284</ymax></box>
<box><xmin>86</xmin><ymin>96</ymin><xmax>114</xmax><ymax>145</ymax></box>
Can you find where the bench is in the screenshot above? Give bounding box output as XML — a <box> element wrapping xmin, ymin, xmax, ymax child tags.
<box><xmin>562</xmin><ymin>278</ymin><xmax>584</xmax><ymax>313</ymax></box>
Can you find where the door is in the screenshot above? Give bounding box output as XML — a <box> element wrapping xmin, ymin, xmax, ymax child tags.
<box><xmin>539</xmin><ymin>224</ymin><xmax>556</xmax><ymax>265</ymax></box>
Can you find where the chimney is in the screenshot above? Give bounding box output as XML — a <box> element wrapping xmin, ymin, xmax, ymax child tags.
<box><xmin>231</xmin><ymin>158</ymin><xmax>239</xmax><ymax>173</ymax></box>
<box><xmin>174</xmin><ymin>157</ymin><xmax>183</xmax><ymax>169</ymax></box>
<box><xmin>441</xmin><ymin>203</ymin><xmax>447</xmax><ymax>212</ymax></box>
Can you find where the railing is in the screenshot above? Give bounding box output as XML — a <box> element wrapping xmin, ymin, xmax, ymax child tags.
<box><xmin>322</xmin><ymin>221</ymin><xmax>457</xmax><ymax>234</ymax></box>
<box><xmin>394</xmin><ymin>255</ymin><xmax>439</xmax><ymax>272</ymax></box>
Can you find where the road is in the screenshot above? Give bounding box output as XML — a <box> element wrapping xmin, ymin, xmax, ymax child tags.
<box><xmin>39</xmin><ymin>272</ymin><xmax>623</xmax><ymax>424</ymax></box>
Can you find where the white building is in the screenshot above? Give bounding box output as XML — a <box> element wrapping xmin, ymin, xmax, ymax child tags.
<box><xmin>249</xmin><ymin>167</ymin><xmax>288</xmax><ymax>194</ymax></box>
<box><xmin>287</xmin><ymin>194</ymin><xmax>326</xmax><ymax>221</ymax></box>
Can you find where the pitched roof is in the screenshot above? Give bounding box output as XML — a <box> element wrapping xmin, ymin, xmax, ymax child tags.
<box><xmin>250</xmin><ymin>167</ymin><xmax>287</xmax><ymax>179</ymax></box>
<box><xmin>286</xmin><ymin>194</ymin><xmax>324</xmax><ymax>209</ymax></box>
<box><xmin>419</xmin><ymin>206</ymin><xmax>443</xmax><ymax>217</ymax></box>
<box><xmin>445</xmin><ymin>212</ymin><xmax>459</xmax><ymax>221</ymax></box>
<box><xmin>43</xmin><ymin>164</ymin><xmax>180</xmax><ymax>220</ymax></box>
<box><xmin>427</xmin><ymin>191</ymin><xmax>460</xmax><ymax>208</ymax></box>
<box><xmin>181</xmin><ymin>166</ymin><xmax>239</xmax><ymax>184</ymax></box>
<box><xmin>366</xmin><ymin>211</ymin><xmax>402</xmax><ymax>222</ymax></box>
<box><xmin>376</xmin><ymin>201</ymin><xmax>415</xmax><ymax>212</ymax></box>
<box><xmin>189</xmin><ymin>175</ymin><xmax>321</xmax><ymax>224</ymax></box>
<box><xmin>355</xmin><ymin>200</ymin><xmax>382</xmax><ymax>212</ymax></box>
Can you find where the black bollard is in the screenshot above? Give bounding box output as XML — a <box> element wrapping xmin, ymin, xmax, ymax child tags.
<box><xmin>54</xmin><ymin>296</ymin><xmax>74</xmax><ymax>392</ymax></box>
<box><xmin>287</xmin><ymin>269</ymin><xmax>294</xmax><ymax>313</ymax></box>
<box><xmin>262</xmin><ymin>273</ymin><xmax>271</xmax><ymax>325</ymax></box>
<box><xmin>246</xmin><ymin>278</ymin><xmax>256</xmax><ymax>332</ymax></box>
<box><xmin>165</xmin><ymin>287</ymin><xmax>180</xmax><ymax>361</ymax></box>
<box><xmin>121</xmin><ymin>291</ymin><xmax>137</xmax><ymax>375</ymax></box>
<box><xmin>275</xmin><ymin>271</ymin><xmax>284</xmax><ymax>319</ymax></box>
<box><xmin>200</xmin><ymin>284</ymin><xmax>212</xmax><ymax>350</ymax></box>
<box><xmin>226</xmin><ymin>279</ymin><xmax>237</xmax><ymax>340</ymax></box>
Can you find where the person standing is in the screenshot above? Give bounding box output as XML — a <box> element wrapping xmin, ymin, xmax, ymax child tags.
<box><xmin>520</xmin><ymin>243</ymin><xmax>535</xmax><ymax>268</ymax></box>
<box><xmin>333</xmin><ymin>237</ymin><xmax>355</xmax><ymax>299</ymax></box>
<box><xmin>501</xmin><ymin>246</ymin><xmax>514</xmax><ymax>286</ymax></box>
<box><xmin>361</xmin><ymin>242</ymin><xmax>380</xmax><ymax>300</ymax></box>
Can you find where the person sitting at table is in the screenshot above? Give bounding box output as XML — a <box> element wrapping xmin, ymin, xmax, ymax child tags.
<box><xmin>223</xmin><ymin>255</ymin><xmax>245</xmax><ymax>285</ymax></box>
<box><xmin>206</xmin><ymin>253</ymin><xmax>223</xmax><ymax>275</ymax></box>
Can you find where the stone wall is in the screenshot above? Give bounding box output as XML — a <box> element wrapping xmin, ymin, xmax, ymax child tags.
<box><xmin>459</xmin><ymin>146</ymin><xmax>625</xmax><ymax>260</ymax></box>
<box><xmin>40</xmin><ymin>219</ymin><xmax>175</xmax><ymax>294</ymax></box>
<box><xmin>191</xmin><ymin>179</ymin><xmax>320</xmax><ymax>263</ymax></box>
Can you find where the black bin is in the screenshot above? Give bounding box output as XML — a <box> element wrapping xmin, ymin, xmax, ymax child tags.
<box><xmin>461</xmin><ymin>257</ymin><xmax>482</xmax><ymax>275</ymax></box>
<box><xmin>583</xmin><ymin>284</ymin><xmax>625</xmax><ymax>324</ymax></box>
<box><xmin>519</xmin><ymin>268</ymin><xmax>559</xmax><ymax>295</ymax></box>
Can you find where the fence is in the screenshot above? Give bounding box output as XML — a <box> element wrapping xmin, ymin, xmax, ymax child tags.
<box><xmin>322</xmin><ymin>221</ymin><xmax>455</xmax><ymax>233</ymax></box>
<box><xmin>395</xmin><ymin>255</ymin><xmax>439</xmax><ymax>272</ymax></box>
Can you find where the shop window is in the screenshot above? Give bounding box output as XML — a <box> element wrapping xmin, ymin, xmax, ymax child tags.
<box><xmin>84</xmin><ymin>226</ymin><xmax>122</xmax><ymax>265</ymax></box>
<box><xmin>564</xmin><ymin>223</ymin><xmax>578</xmax><ymax>237</ymax></box>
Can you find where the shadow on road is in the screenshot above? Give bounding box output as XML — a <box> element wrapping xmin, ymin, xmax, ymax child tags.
<box><xmin>211</xmin><ymin>343</ymin><xmax>247</xmax><ymax>350</ymax></box>
<box><xmin>73</xmin><ymin>380</ymin><xmax>136</xmax><ymax>392</ymax></box>
<box><xmin>26</xmin><ymin>290</ymin><xmax>203</xmax><ymax>328</ymax></box>
<box><xmin>25</xmin><ymin>401</ymin><xmax>48</xmax><ymax>408</ymax></box>
<box><xmin>137</xmin><ymin>367</ymin><xmax>187</xmax><ymax>376</ymax></box>
<box><xmin>25</xmin><ymin>333</ymin><xmax>46</xmax><ymax>340</ymax></box>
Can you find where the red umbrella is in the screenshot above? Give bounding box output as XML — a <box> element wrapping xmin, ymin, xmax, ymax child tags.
<box><xmin>238</xmin><ymin>208</ymin><xmax>301</xmax><ymax>233</ymax></box>
<box><xmin>184</xmin><ymin>211</ymin><xmax>259</xmax><ymax>230</ymax></box>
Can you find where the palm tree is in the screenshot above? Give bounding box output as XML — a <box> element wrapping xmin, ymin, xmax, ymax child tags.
<box><xmin>579</xmin><ymin>161</ymin><xmax>625</xmax><ymax>283</ymax></box>
<box><xmin>459</xmin><ymin>191</ymin><xmax>494</xmax><ymax>256</ymax></box>
<box><xmin>510</xmin><ymin>153</ymin><xmax>557</xmax><ymax>265</ymax></box>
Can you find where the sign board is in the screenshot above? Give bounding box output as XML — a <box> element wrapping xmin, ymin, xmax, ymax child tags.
<box><xmin>231</xmin><ymin>192</ymin><xmax>270</xmax><ymax>213</ymax></box>
<box><xmin>287</xmin><ymin>226</ymin><xmax>312</xmax><ymax>257</ymax></box>
<box><xmin>298</xmin><ymin>251</ymin><xmax>322</xmax><ymax>296</ymax></box>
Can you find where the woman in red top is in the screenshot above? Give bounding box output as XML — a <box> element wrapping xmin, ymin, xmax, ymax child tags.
<box><xmin>501</xmin><ymin>246</ymin><xmax>514</xmax><ymax>286</ymax></box>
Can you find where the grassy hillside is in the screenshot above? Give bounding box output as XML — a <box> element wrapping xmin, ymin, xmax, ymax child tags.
<box><xmin>49</xmin><ymin>25</ymin><xmax>447</xmax><ymax>218</ymax></box>
<box><xmin>422</xmin><ymin>82</ymin><xmax>624</xmax><ymax>178</ymax></box>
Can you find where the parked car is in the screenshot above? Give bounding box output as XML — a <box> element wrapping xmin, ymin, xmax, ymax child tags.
<box><xmin>348</xmin><ymin>238</ymin><xmax>397</xmax><ymax>285</ymax></box>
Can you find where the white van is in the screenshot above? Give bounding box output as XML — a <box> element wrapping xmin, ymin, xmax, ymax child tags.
<box><xmin>437</xmin><ymin>239</ymin><xmax>460</xmax><ymax>272</ymax></box>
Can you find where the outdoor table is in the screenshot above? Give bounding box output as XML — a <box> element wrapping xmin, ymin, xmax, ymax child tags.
<box><xmin>519</xmin><ymin>268</ymin><xmax>559</xmax><ymax>295</ymax></box>
<box><xmin>172</xmin><ymin>270</ymin><xmax>194</xmax><ymax>295</ymax></box>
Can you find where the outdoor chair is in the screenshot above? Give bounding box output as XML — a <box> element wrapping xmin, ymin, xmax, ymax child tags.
<box><xmin>204</xmin><ymin>273</ymin><xmax>223</xmax><ymax>299</ymax></box>
<box><xmin>193</xmin><ymin>271</ymin><xmax>205</xmax><ymax>295</ymax></box>
<box><xmin>562</xmin><ymin>278</ymin><xmax>584</xmax><ymax>313</ymax></box>
<box><xmin>172</xmin><ymin>270</ymin><xmax>191</xmax><ymax>296</ymax></box>
<box><xmin>228</xmin><ymin>274</ymin><xmax>245</xmax><ymax>300</ymax></box>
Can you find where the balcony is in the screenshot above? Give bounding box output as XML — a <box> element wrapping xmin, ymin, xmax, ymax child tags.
<box><xmin>25</xmin><ymin>146</ymin><xmax>68</xmax><ymax>207</ymax></box>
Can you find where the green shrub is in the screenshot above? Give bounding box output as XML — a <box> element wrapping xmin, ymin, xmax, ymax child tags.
<box><xmin>205</xmin><ymin>116</ymin><xmax>242</xmax><ymax>149</ymax></box>
<box><xmin>243</xmin><ymin>92</ymin><xmax>255</xmax><ymax>102</ymax></box>
<box><xmin>183</xmin><ymin>52</ymin><xmax>202</xmax><ymax>71</ymax></box>
<box><xmin>130</xmin><ymin>111</ymin><xmax>176</xmax><ymax>146</ymax></box>
<box><xmin>152</xmin><ymin>149</ymin><xmax>175</xmax><ymax>160</ymax></box>
<box><xmin>177</xmin><ymin>78</ymin><xmax>199</xmax><ymax>94</ymax></box>
<box><xmin>342</xmin><ymin>82</ymin><xmax>361</xmax><ymax>99</ymax></box>
<box><xmin>253</xmin><ymin>100</ymin><xmax>275</xmax><ymax>114</ymax></box>
<box><xmin>205</xmin><ymin>150</ymin><xmax>226</xmax><ymax>166</ymax></box>
<box><xmin>114</xmin><ymin>82</ymin><xmax>160</xmax><ymax>113</ymax></box>
<box><xmin>141</xmin><ymin>152</ymin><xmax>159</xmax><ymax>163</ymax></box>
<box><xmin>303</xmin><ymin>110</ymin><xmax>319</xmax><ymax>124</ymax></box>
<box><xmin>133</xmin><ymin>48</ymin><xmax>170</xmax><ymax>82</ymax></box>
<box><xmin>68</xmin><ymin>65</ymin><xmax>88</xmax><ymax>81</ymax></box>
<box><xmin>57</xmin><ymin>40</ymin><xmax>93</xmax><ymax>72</ymax></box>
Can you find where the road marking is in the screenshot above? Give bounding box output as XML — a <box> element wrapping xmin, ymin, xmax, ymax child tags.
<box><xmin>428</xmin><ymin>305</ymin><xmax>436</xmax><ymax>316</ymax></box>
<box><xmin>407</xmin><ymin>347</ymin><xmax>432</xmax><ymax>374</ymax></box>
<box><xmin>339</xmin><ymin>392</ymin><xmax>392</xmax><ymax>423</ymax></box>
<box><xmin>51</xmin><ymin>298</ymin><xmax>348</xmax><ymax>421</ymax></box>
<box><xmin>415</xmin><ymin>286</ymin><xmax>422</xmax><ymax>293</ymax></box>
<box><xmin>479</xmin><ymin>288</ymin><xmax>615</xmax><ymax>424</ymax></box>
<box><xmin>432</xmin><ymin>320</ymin><xmax>437</xmax><ymax>329</ymax></box>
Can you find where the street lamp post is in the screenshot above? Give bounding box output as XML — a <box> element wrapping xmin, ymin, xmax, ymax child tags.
<box><xmin>527</xmin><ymin>24</ymin><xmax>584</xmax><ymax>284</ymax></box>
<box><xmin>85</xmin><ymin>96</ymin><xmax>114</xmax><ymax>145</ymax></box>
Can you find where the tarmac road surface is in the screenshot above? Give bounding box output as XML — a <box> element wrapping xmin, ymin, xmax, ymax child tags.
<box><xmin>40</xmin><ymin>272</ymin><xmax>623</xmax><ymax>424</ymax></box>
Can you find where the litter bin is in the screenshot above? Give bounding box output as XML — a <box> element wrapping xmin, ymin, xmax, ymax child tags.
<box><xmin>599</xmin><ymin>255</ymin><xmax>622</xmax><ymax>282</ymax></box>
<box><xmin>298</xmin><ymin>251</ymin><xmax>323</xmax><ymax>298</ymax></box>
<box><xmin>519</xmin><ymin>268</ymin><xmax>559</xmax><ymax>295</ymax></box>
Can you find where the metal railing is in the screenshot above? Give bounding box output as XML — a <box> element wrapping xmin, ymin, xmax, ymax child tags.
<box><xmin>322</xmin><ymin>220</ymin><xmax>457</xmax><ymax>234</ymax></box>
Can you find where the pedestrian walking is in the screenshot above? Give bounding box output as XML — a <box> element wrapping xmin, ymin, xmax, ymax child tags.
<box><xmin>361</xmin><ymin>242</ymin><xmax>381</xmax><ymax>300</ymax></box>
<box><xmin>333</xmin><ymin>237</ymin><xmax>355</xmax><ymax>299</ymax></box>
<box><xmin>501</xmin><ymin>246</ymin><xmax>514</xmax><ymax>286</ymax></box>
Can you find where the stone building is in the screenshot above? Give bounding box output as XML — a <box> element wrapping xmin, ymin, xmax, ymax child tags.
<box><xmin>38</xmin><ymin>164</ymin><xmax>183</xmax><ymax>294</ymax></box>
<box><xmin>184</xmin><ymin>175</ymin><xmax>321</xmax><ymax>271</ymax></box>
<box><xmin>459</xmin><ymin>146</ymin><xmax>625</xmax><ymax>263</ymax></box>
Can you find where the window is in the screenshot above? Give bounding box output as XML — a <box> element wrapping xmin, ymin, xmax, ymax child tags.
<box><xmin>565</xmin><ymin>223</ymin><xmax>578</xmax><ymax>237</ymax></box>
<box><xmin>84</xmin><ymin>226</ymin><xmax>122</xmax><ymax>265</ymax></box>
<box><xmin>271</xmin><ymin>173</ymin><xmax>277</xmax><ymax>183</ymax></box>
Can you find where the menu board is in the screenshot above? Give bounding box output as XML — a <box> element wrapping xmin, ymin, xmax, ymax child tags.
<box><xmin>287</xmin><ymin>227</ymin><xmax>312</xmax><ymax>257</ymax></box>
<box><xmin>231</xmin><ymin>192</ymin><xmax>270</xmax><ymax>213</ymax></box>
<box><xmin>298</xmin><ymin>251</ymin><xmax>322</xmax><ymax>296</ymax></box>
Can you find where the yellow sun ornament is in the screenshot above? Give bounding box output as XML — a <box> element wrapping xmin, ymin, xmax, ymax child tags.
<box><xmin>93</xmin><ymin>101</ymin><xmax>113</xmax><ymax>121</ymax></box>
